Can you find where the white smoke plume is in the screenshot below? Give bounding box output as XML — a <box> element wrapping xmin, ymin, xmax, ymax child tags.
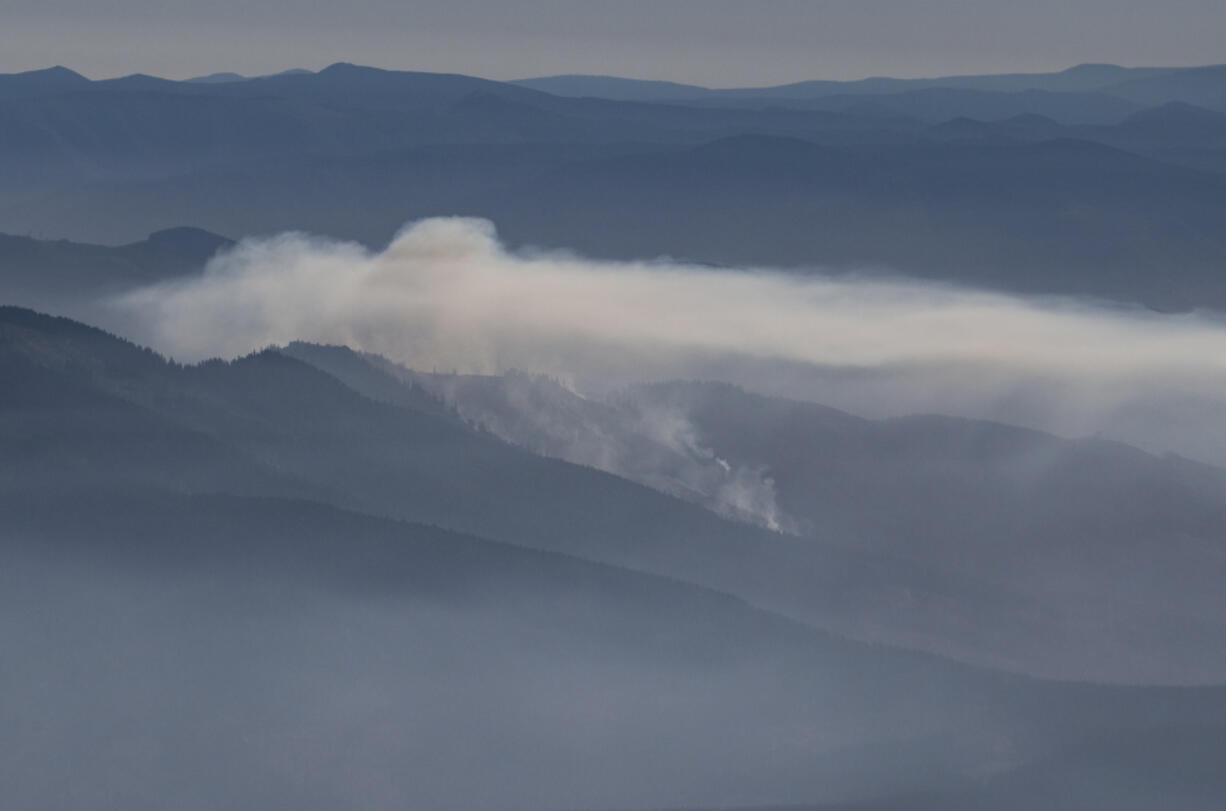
<box><xmin>402</xmin><ymin>368</ymin><xmax>793</xmax><ymax>531</ymax></box>
<box><xmin>113</xmin><ymin>217</ymin><xmax>1226</xmax><ymax>465</ymax></box>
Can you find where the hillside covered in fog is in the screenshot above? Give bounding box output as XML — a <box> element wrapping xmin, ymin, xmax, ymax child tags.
<box><xmin>4</xmin><ymin>50</ymin><xmax>1226</xmax><ymax>811</ymax></box>
<box><xmin>5</xmin><ymin>305</ymin><xmax>1226</xmax><ymax>810</ymax></box>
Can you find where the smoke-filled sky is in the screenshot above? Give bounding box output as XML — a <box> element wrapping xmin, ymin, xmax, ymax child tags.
<box><xmin>3</xmin><ymin>0</ymin><xmax>1225</xmax><ymax>84</ymax></box>
<box><xmin>113</xmin><ymin>217</ymin><xmax>1226</xmax><ymax>466</ymax></box>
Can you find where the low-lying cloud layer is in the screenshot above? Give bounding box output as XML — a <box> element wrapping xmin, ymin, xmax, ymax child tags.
<box><xmin>114</xmin><ymin>217</ymin><xmax>1226</xmax><ymax>464</ymax></box>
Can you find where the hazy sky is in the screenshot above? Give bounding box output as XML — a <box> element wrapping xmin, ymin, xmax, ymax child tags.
<box><xmin>3</xmin><ymin>0</ymin><xmax>1225</xmax><ymax>85</ymax></box>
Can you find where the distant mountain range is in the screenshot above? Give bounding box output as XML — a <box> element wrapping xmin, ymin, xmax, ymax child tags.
<box><xmin>0</xmin><ymin>227</ymin><xmax>229</xmax><ymax>316</ymax></box>
<box><xmin>15</xmin><ymin>60</ymin><xmax>1219</xmax><ymax>102</ymax></box>
<box><xmin>185</xmin><ymin>68</ymin><xmax>313</xmax><ymax>84</ymax></box>
<box><xmin>513</xmin><ymin>62</ymin><xmax>1225</xmax><ymax>106</ymax></box>
<box><xmin>1</xmin><ymin>61</ymin><xmax>1224</xmax><ymax>307</ymax></box>
<box><xmin>7</xmin><ymin>135</ymin><xmax>1226</xmax><ymax>313</ymax></box>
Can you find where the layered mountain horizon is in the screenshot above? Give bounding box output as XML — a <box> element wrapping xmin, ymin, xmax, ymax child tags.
<box><xmin>9</xmin><ymin>59</ymin><xmax>1223</xmax><ymax>99</ymax></box>
<box><xmin>5</xmin><ymin>59</ymin><xmax>1226</xmax><ymax>320</ymax></box>
<box><xmin>4</xmin><ymin>51</ymin><xmax>1226</xmax><ymax>810</ymax></box>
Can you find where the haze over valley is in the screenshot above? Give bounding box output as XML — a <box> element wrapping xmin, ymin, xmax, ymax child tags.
<box><xmin>4</xmin><ymin>11</ymin><xmax>1226</xmax><ymax>807</ymax></box>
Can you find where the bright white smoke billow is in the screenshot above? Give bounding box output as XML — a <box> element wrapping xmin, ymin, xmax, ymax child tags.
<box><xmin>113</xmin><ymin>217</ymin><xmax>1226</xmax><ymax>465</ymax></box>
